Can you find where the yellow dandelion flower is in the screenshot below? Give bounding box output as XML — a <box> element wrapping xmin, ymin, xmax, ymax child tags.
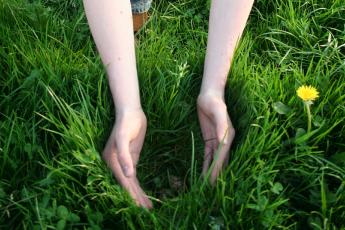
<box><xmin>296</xmin><ymin>85</ymin><xmax>319</xmax><ymax>101</ymax></box>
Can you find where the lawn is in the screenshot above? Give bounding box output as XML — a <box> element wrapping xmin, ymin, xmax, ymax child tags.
<box><xmin>0</xmin><ymin>0</ymin><xmax>344</xmax><ymax>229</ymax></box>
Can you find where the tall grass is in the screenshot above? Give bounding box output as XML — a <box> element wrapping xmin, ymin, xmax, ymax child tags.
<box><xmin>0</xmin><ymin>0</ymin><xmax>344</xmax><ymax>229</ymax></box>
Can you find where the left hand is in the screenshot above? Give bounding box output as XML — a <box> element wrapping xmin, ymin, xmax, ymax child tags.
<box><xmin>197</xmin><ymin>92</ymin><xmax>235</xmax><ymax>184</ymax></box>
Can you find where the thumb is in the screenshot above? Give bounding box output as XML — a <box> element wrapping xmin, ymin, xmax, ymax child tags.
<box><xmin>116</xmin><ymin>138</ymin><xmax>134</xmax><ymax>177</ymax></box>
<box><xmin>217</xmin><ymin>124</ymin><xmax>228</xmax><ymax>144</ymax></box>
<box><xmin>214</xmin><ymin>112</ymin><xmax>229</xmax><ymax>144</ymax></box>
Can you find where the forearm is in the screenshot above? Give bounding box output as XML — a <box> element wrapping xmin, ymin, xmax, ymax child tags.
<box><xmin>201</xmin><ymin>0</ymin><xmax>254</xmax><ymax>98</ymax></box>
<box><xmin>83</xmin><ymin>0</ymin><xmax>141</xmax><ymax>113</ymax></box>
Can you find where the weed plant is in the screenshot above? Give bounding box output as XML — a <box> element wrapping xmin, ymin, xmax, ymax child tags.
<box><xmin>0</xmin><ymin>0</ymin><xmax>344</xmax><ymax>229</ymax></box>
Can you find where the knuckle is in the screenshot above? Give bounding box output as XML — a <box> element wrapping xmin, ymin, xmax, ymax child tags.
<box><xmin>115</xmin><ymin>129</ymin><xmax>128</xmax><ymax>140</ymax></box>
<box><xmin>229</xmin><ymin>126</ymin><xmax>235</xmax><ymax>135</ymax></box>
<box><xmin>141</xmin><ymin>114</ymin><xmax>147</xmax><ymax>126</ymax></box>
<box><xmin>230</xmin><ymin>127</ymin><xmax>236</xmax><ymax>138</ymax></box>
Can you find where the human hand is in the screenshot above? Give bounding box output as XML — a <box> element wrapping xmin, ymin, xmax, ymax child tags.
<box><xmin>102</xmin><ymin>109</ymin><xmax>152</xmax><ymax>208</ymax></box>
<box><xmin>197</xmin><ymin>92</ymin><xmax>235</xmax><ymax>184</ymax></box>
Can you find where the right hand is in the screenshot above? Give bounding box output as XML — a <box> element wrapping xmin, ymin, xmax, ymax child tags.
<box><xmin>197</xmin><ymin>93</ymin><xmax>235</xmax><ymax>185</ymax></box>
<box><xmin>102</xmin><ymin>109</ymin><xmax>152</xmax><ymax>209</ymax></box>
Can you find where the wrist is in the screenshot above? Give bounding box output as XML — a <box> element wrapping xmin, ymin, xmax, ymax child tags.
<box><xmin>197</xmin><ymin>90</ymin><xmax>227</xmax><ymax>115</ymax></box>
<box><xmin>107</xmin><ymin>71</ymin><xmax>143</xmax><ymax>116</ymax></box>
<box><xmin>115</xmin><ymin>106</ymin><xmax>144</xmax><ymax>117</ymax></box>
<box><xmin>199</xmin><ymin>73</ymin><xmax>227</xmax><ymax>100</ymax></box>
<box><xmin>199</xmin><ymin>88</ymin><xmax>225</xmax><ymax>101</ymax></box>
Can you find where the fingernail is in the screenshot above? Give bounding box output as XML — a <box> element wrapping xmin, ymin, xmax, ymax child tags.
<box><xmin>122</xmin><ymin>165</ymin><xmax>130</xmax><ymax>177</ymax></box>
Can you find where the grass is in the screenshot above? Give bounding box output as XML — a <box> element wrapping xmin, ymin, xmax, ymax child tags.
<box><xmin>0</xmin><ymin>0</ymin><xmax>344</xmax><ymax>229</ymax></box>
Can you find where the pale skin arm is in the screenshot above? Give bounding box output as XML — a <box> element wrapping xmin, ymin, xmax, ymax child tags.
<box><xmin>198</xmin><ymin>0</ymin><xmax>254</xmax><ymax>184</ymax></box>
<box><xmin>83</xmin><ymin>0</ymin><xmax>140</xmax><ymax>113</ymax></box>
<box><xmin>83</xmin><ymin>0</ymin><xmax>254</xmax><ymax>208</ymax></box>
<box><xmin>83</xmin><ymin>0</ymin><xmax>152</xmax><ymax>208</ymax></box>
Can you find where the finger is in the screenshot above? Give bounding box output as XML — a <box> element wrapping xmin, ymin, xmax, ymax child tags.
<box><xmin>197</xmin><ymin>107</ymin><xmax>214</xmax><ymax>140</ymax></box>
<box><xmin>214</xmin><ymin>112</ymin><xmax>229</xmax><ymax>144</ymax></box>
<box><xmin>212</xmin><ymin>124</ymin><xmax>230</xmax><ymax>169</ymax></box>
<box><xmin>120</xmin><ymin>177</ymin><xmax>150</xmax><ymax>209</ymax></box>
<box><xmin>222</xmin><ymin>124</ymin><xmax>235</xmax><ymax>169</ymax></box>
<box><xmin>214</xmin><ymin>114</ymin><xmax>234</xmax><ymax>166</ymax></box>
<box><xmin>103</xmin><ymin>147</ymin><xmax>136</xmax><ymax>198</ymax></box>
<box><xmin>125</xmin><ymin>175</ymin><xmax>152</xmax><ymax>209</ymax></box>
<box><xmin>130</xmin><ymin>122</ymin><xmax>147</xmax><ymax>165</ymax></box>
<box><xmin>210</xmin><ymin>129</ymin><xmax>230</xmax><ymax>184</ymax></box>
<box><xmin>120</xmin><ymin>176</ymin><xmax>149</xmax><ymax>209</ymax></box>
<box><xmin>103</xmin><ymin>147</ymin><xmax>152</xmax><ymax>208</ymax></box>
<box><xmin>209</xmin><ymin>145</ymin><xmax>229</xmax><ymax>184</ymax></box>
<box><xmin>133</xmin><ymin>177</ymin><xmax>153</xmax><ymax>209</ymax></box>
<box><xmin>116</xmin><ymin>136</ymin><xmax>135</xmax><ymax>177</ymax></box>
<box><xmin>103</xmin><ymin>147</ymin><xmax>151</xmax><ymax>208</ymax></box>
<box><xmin>202</xmin><ymin>145</ymin><xmax>213</xmax><ymax>176</ymax></box>
<box><xmin>130</xmin><ymin>141</ymin><xmax>144</xmax><ymax>166</ymax></box>
<box><xmin>210</xmin><ymin>124</ymin><xmax>235</xmax><ymax>185</ymax></box>
<box><xmin>199</xmin><ymin>108</ymin><xmax>216</xmax><ymax>176</ymax></box>
<box><xmin>102</xmin><ymin>145</ymin><xmax>130</xmax><ymax>186</ymax></box>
